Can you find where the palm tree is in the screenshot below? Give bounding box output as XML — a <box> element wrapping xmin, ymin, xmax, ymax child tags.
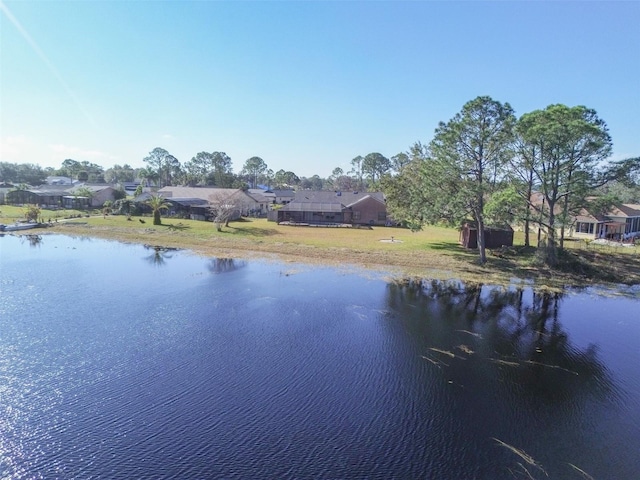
<box><xmin>145</xmin><ymin>195</ymin><xmax>170</xmax><ymax>225</ymax></box>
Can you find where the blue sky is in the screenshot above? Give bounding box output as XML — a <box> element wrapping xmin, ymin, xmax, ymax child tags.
<box><xmin>1</xmin><ymin>1</ymin><xmax>638</xmax><ymax>178</ymax></box>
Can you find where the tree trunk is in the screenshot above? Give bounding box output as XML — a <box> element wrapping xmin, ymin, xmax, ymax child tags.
<box><xmin>153</xmin><ymin>211</ymin><xmax>161</xmax><ymax>225</ymax></box>
<box><xmin>543</xmin><ymin>201</ymin><xmax>558</xmax><ymax>266</ymax></box>
<box><xmin>559</xmin><ymin>168</ymin><xmax>574</xmax><ymax>251</ymax></box>
<box><xmin>524</xmin><ymin>167</ymin><xmax>534</xmax><ymax>247</ymax></box>
<box><xmin>476</xmin><ymin>211</ymin><xmax>487</xmax><ymax>264</ymax></box>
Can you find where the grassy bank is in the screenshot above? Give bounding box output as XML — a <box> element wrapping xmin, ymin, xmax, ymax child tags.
<box><xmin>2</xmin><ymin>205</ymin><xmax>639</xmax><ymax>288</ymax></box>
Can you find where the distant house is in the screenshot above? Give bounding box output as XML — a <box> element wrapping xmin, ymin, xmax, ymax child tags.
<box><xmin>133</xmin><ymin>192</ymin><xmax>209</xmax><ymax>219</ymax></box>
<box><xmin>67</xmin><ymin>185</ymin><xmax>117</xmax><ymax>208</ymax></box>
<box><xmin>122</xmin><ymin>181</ymin><xmax>142</xmax><ymax>194</ymax></box>
<box><xmin>245</xmin><ymin>189</ymin><xmax>272</xmax><ymax>216</ymax></box>
<box><xmin>0</xmin><ymin>182</ymin><xmax>14</xmax><ymax>204</ymax></box>
<box><xmin>274</xmin><ymin>191</ymin><xmax>388</xmax><ymax>226</ymax></box>
<box><xmin>45</xmin><ymin>176</ymin><xmax>74</xmax><ymax>185</ymax></box>
<box><xmin>248</xmin><ymin>188</ymin><xmax>275</xmax><ymax>204</ymax></box>
<box><xmin>7</xmin><ymin>185</ymin><xmax>71</xmax><ymax>208</ymax></box>
<box><xmin>247</xmin><ymin>188</ymin><xmax>295</xmax><ymax>208</ymax></box>
<box><xmin>526</xmin><ymin>193</ymin><xmax>640</xmax><ymax>242</ymax></box>
<box><xmin>271</xmin><ymin>189</ymin><xmax>295</xmax><ymax>205</ymax></box>
<box><xmin>165</xmin><ymin>198</ymin><xmax>210</xmax><ymax>218</ymax></box>
<box><xmin>460</xmin><ymin>223</ymin><xmax>514</xmax><ymax>249</ymax></box>
<box><xmin>157</xmin><ymin>186</ymin><xmax>263</xmax><ymax>220</ymax></box>
<box><xmin>6</xmin><ymin>184</ymin><xmax>117</xmax><ymax>209</ymax></box>
<box><xmin>571</xmin><ymin>204</ymin><xmax>640</xmax><ymax>241</ymax></box>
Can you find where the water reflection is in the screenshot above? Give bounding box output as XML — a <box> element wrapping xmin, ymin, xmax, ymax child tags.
<box><xmin>143</xmin><ymin>245</ymin><xmax>177</xmax><ymax>267</ymax></box>
<box><xmin>385</xmin><ymin>279</ymin><xmax>618</xmax><ymax>477</ymax></box>
<box><xmin>387</xmin><ymin>279</ymin><xmax>613</xmax><ymax>404</ymax></box>
<box><xmin>207</xmin><ymin>257</ymin><xmax>246</xmax><ymax>274</ymax></box>
<box><xmin>20</xmin><ymin>234</ymin><xmax>43</xmax><ymax>248</ymax></box>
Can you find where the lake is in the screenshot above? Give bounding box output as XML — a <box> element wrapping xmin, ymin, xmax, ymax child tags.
<box><xmin>1</xmin><ymin>234</ymin><xmax>639</xmax><ymax>479</ymax></box>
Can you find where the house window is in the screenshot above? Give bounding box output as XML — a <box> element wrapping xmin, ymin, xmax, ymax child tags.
<box><xmin>627</xmin><ymin>217</ymin><xmax>640</xmax><ymax>233</ymax></box>
<box><xmin>576</xmin><ymin>222</ymin><xmax>594</xmax><ymax>234</ymax></box>
<box><xmin>378</xmin><ymin>212</ymin><xmax>387</xmax><ymax>221</ymax></box>
<box><xmin>353</xmin><ymin>211</ymin><xmax>361</xmax><ymax>220</ymax></box>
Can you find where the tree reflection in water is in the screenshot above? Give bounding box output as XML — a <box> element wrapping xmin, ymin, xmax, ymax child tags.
<box><xmin>385</xmin><ymin>279</ymin><xmax>617</xmax><ymax>478</ymax></box>
<box><xmin>20</xmin><ymin>234</ymin><xmax>43</xmax><ymax>248</ymax></box>
<box><xmin>386</xmin><ymin>278</ymin><xmax>613</xmax><ymax>404</ymax></box>
<box><xmin>143</xmin><ymin>245</ymin><xmax>176</xmax><ymax>267</ymax></box>
<box><xmin>207</xmin><ymin>258</ymin><xmax>246</xmax><ymax>274</ymax></box>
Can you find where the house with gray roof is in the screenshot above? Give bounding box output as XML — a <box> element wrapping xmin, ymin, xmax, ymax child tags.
<box><xmin>528</xmin><ymin>192</ymin><xmax>640</xmax><ymax>241</ymax></box>
<box><xmin>572</xmin><ymin>203</ymin><xmax>640</xmax><ymax>241</ymax></box>
<box><xmin>67</xmin><ymin>185</ymin><xmax>117</xmax><ymax>208</ymax></box>
<box><xmin>5</xmin><ymin>184</ymin><xmax>116</xmax><ymax>209</ymax></box>
<box><xmin>271</xmin><ymin>189</ymin><xmax>295</xmax><ymax>205</ymax></box>
<box><xmin>275</xmin><ymin>190</ymin><xmax>388</xmax><ymax>226</ymax></box>
<box><xmin>247</xmin><ymin>188</ymin><xmax>295</xmax><ymax>208</ymax></box>
<box><xmin>157</xmin><ymin>186</ymin><xmax>267</xmax><ymax>220</ymax></box>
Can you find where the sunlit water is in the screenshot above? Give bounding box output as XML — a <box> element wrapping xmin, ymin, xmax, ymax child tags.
<box><xmin>1</xmin><ymin>234</ymin><xmax>639</xmax><ymax>479</ymax></box>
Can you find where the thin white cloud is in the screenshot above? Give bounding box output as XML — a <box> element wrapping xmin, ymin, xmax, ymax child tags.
<box><xmin>162</xmin><ymin>134</ymin><xmax>175</xmax><ymax>140</ymax></box>
<box><xmin>0</xmin><ymin>135</ymin><xmax>28</xmax><ymax>157</ymax></box>
<box><xmin>0</xmin><ymin>1</ymin><xmax>97</xmax><ymax>128</ymax></box>
<box><xmin>48</xmin><ymin>143</ymin><xmax>118</xmax><ymax>162</ymax></box>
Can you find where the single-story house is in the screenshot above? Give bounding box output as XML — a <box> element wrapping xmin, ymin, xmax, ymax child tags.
<box><xmin>0</xmin><ymin>182</ymin><xmax>14</xmax><ymax>204</ymax></box>
<box><xmin>45</xmin><ymin>176</ymin><xmax>75</xmax><ymax>185</ymax></box>
<box><xmin>274</xmin><ymin>191</ymin><xmax>388</xmax><ymax>226</ymax></box>
<box><xmin>247</xmin><ymin>188</ymin><xmax>296</xmax><ymax>208</ymax></box>
<box><xmin>525</xmin><ymin>192</ymin><xmax>640</xmax><ymax>242</ymax></box>
<box><xmin>165</xmin><ymin>198</ymin><xmax>210</xmax><ymax>218</ymax></box>
<box><xmin>132</xmin><ymin>196</ymin><xmax>210</xmax><ymax>219</ymax></box>
<box><xmin>67</xmin><ymin>185</ymin><xmax>117</xmax><ymax>208</ymax></box>
<box><xmin>6</xmin><ymin>184</ymin><xmax>117</xmax><ymax>209</ymax></box>
<box><xmin>271</xmin><ymin>189</ymin><xmax>295</xmax><ymax>205</ymax></box>
<box><xmin>245</xmin><ymin>190</ymin><xmax>272</xmax><ymax>216</ymax></box>
<box><xmin>157</xmin><ymin>186</ymin><xmax>265</xmax><ymax>220</ymax></box>
<box><xmin>6</xmin><ymin>185</ymin><xmax>67</xmax><ymax>207</ymax></box>
<box><xmin>248</xmin><ymin>188</ymin><xmax>275</xmax><ymax>204</ymax></box>
<box><xmin>571</xmin><ymin>203</ymin><xmax>640</xmax><ymax>241</ymax></box>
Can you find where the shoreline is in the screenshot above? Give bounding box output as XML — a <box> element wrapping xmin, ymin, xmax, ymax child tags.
<box><xmin>24</xmin><ymin>219</ymin><xmax>638</xmax><ymax>293</ymax></box>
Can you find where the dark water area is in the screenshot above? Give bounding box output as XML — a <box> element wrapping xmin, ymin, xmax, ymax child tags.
<box><xmin>1</xmin><ymin>234</ymin><xmax>639</xmax><ymax>479</ymax></box>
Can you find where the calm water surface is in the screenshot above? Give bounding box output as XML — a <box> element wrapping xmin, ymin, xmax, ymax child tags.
<box><xmin>1</xmin><ymin>234</ymin><xmax>639</xmax><ymax>479</ymax></box>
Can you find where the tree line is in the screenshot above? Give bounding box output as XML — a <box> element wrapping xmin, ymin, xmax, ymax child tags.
<box><xmin>382</xmin><ymin>96</ymin><xmax>640</xmax><ymax>266</ymax></box>
<box><xmin>0</xmin><ymin>150</ymin><xmax>406</xmax><ymax>192</ymax></box>
<box><xmin>137</xmin><ymin>148</ymin><xmax>408</xmax><ymax>191</ymax></box>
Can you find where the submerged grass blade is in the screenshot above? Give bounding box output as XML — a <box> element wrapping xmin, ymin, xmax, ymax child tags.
<box><xmin>492</xmin><ymin>437</ymin><xmax>547</xmax><ymax>476</ymax></box>
<box><xmin>456</xmin><ymin>329</ymin><xmax>483</xmax><ymax>338</ymax></box>
<box><xmin>525</xmin><ymin>360</ymin><xmax>579</xmax><ymax>376</ymax></box>
<box><xmin>516</xmin><ymin>462</ymin><xmax>537</xmax><ymax>480</ymax></box>
<box><xmin>490</xmin><ymin>358</ymin><xmax>521</xmax><ymax>367</ymax></box>
<box><xmin>429</xmin><ymin>347</ymin><xmax>456</xmax><ymax>358</ymax></box>
<box><xmin>455</xmin><ymin>344</ymin><xmax>475</xmax><ymax>355</ymax></box>
<box><xmin>428</xmin><ymin>347</ymin><xmax>467</xmax><ymax>360</ymax></box>
<box><xmin>421</xmin><ymin>354</ymin><xmax>449</xmax><ymax>368</ymax></box>
<box><xmin>567</xmin><ymin>463</ymin><xmax>595</xmax><ymax>480</ymax></box>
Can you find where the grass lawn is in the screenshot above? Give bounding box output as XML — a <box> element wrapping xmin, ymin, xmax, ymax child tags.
<box><xmin>2</xmin><ymin>205</ymin><xmax>639</xmax><ymax>289</ymax></box>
